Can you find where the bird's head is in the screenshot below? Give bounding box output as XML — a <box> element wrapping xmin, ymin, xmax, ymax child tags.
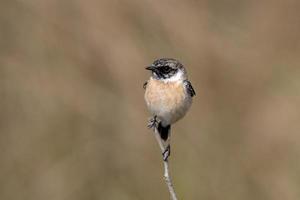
<box><xmin>146</xmin><ymin>58</ymin><xmax>187</xmax><ymax>82</ymax></box>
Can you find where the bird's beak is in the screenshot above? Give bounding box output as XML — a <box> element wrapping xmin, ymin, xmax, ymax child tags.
<box><xmin>145</xmin><ymin>65</ymin><xmax>155</xmax><ymax>71</ymax></box>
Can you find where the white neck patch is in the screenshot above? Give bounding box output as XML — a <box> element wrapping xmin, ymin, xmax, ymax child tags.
<box><xmin>161</xmin><ymin>70</ymin><xmax>184</xmax><ymax>83</ymax></box>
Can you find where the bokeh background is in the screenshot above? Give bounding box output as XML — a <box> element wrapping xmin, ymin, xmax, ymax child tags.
<box><xmin>1</xmin><ymin>0</ymin><xmax>300</xmax><ymax>199</ymax></box>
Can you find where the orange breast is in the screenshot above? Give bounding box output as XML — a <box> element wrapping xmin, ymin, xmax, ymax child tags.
<box><xmin>144</xmin><ymin>78</ymin><xmax>192</xmax><ymax>124</ymax></box>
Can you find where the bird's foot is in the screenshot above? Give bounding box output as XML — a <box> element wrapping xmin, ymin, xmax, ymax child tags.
<box><xmin>147</xmin><ymin>116</ymin><xmax>158</xmax><ymax>129</ymax></box>
<box><xmin>162</xmin><ymin>144</ymin><xmax>171</xmax><ymax>161</ymax></box>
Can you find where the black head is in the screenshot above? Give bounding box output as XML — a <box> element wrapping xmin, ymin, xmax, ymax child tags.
<box><xmin>145</xmin><ymin>58</ymin><xmax>185</xmax><ymax>80</ymax></box>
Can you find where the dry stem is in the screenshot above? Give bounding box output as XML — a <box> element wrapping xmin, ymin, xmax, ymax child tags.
<box><xmin>153</xmin><ymin>127</ymin><xmax>178</xmax><ymax>200</ymax></box>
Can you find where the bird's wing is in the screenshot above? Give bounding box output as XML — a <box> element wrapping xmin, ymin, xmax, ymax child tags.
<box><xmin>184</xmin><ymin>80</ymin><xmax>196</xmax><ymax>97</ymax></box>
<box><xmin>143</xmin><ymin>81</ymin><xmax>148</xmax><ymax>89</ymax></box>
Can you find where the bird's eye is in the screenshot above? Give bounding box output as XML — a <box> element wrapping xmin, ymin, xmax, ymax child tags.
<box><xmin>161</xmin><ymin>66</ymin><xmax>171</xmax><ymax>73</ymax></box>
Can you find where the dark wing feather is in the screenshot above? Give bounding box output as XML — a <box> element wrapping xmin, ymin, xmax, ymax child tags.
<box><xmin>184</xmin><ymin>80</ymin><xmax>196</xmax><ymax>97</ymax></box>
<box><xmin>143</xmin><ymin>81</ymin><xmax>148</xmax><ymax>89</ymax></box>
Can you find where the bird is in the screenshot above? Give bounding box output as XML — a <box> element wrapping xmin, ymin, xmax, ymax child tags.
<box><xmin>144</xmin><ymin>58</ymin><xmax>195</xmax><ymax>160</ymax></box>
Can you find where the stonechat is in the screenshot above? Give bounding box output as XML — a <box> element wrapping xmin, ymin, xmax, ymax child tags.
<box><xmin>144</xmin><ymin>58</ymin><xmax>195</xmax><ymax>160</ymax></box>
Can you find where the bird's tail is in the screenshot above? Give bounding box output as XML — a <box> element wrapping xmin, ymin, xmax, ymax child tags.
<box><xmin>157</xmin><ymin>122</ymin><xmax>171</xmax><ymax>141</ymax></box>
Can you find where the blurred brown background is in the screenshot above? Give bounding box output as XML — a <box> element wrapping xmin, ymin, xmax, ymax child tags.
<box><xmin>1</xmin><ymin>0</ymin><xmax>300</xmax><ymax>199</ymax></box>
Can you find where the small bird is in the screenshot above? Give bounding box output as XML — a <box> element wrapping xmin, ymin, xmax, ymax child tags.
<box><xmin>144</xmin><ymin>58</ymin><xmax>195</xmax><ymax>160</ymax></box>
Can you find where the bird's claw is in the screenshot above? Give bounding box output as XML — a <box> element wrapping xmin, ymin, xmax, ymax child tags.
<box><xmin>147</xmin><ymin>116</ymin><xmax>158</xmax><ymax>129</ymax></box>
<box><xmin>162</xmin><ymin>144</ymin><xmax>171</xmax><ymax>161</ymax></box>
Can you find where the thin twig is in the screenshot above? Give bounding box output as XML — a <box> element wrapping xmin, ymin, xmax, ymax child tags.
<box><xmin>153</xmin><ymin>128</ymin><xmax>178</xmax><ymax>200</ymax></box>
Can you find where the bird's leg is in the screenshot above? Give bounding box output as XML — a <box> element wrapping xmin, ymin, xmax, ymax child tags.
<box><xmin>147</xmin><ymin>115</ymin><xmax>158</xmax><ymax>129</ymax></box>
<box><xmin>148</xmin><ymin>116</ymin><xmax>170</xmax><ymax>161</ymax></box>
